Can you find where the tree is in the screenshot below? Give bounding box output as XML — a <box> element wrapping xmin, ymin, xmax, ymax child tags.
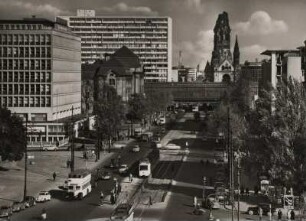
<box><xmin>94</xmin><ymin>84</ymin><xmax>125</xmax><ymax>155</ymax></box>
<box><xmin>81</xmin><ymin>79</ymin><xmax>94</xmax><ymax>115</ymax></box>
<box><xmin>127</xmin><ymin>93</ymin><xmax>148</xmax><ymax>123</ymax></box>
<box><xmin>146</xmin><ymin>91</ymin><xmax>173</xmax><ymax>123</ymax></box>
<box><xmin>248</xmin><ymin>78</ymin><xmax>306</xmax><ymax>186</ymax></box>
<box><xmin>0</xmin><ymin>107</ymin><xmax>26</xmax><ymax>161</ymax></box>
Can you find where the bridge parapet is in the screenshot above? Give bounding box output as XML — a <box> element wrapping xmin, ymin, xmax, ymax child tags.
<box><xmin>144</xmin><ymin>82</ymin><xmax>229</xmax><ymax>102</ymax></box>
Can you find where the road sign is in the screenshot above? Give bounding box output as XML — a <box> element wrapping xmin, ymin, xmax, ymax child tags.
<box><xmin>284</xmin><ymin>195</ymin><xmax>294</xmax><ymax>210</ymax></box>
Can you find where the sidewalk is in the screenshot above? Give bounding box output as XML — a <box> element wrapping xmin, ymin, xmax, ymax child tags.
<box><xmin>0</xmin><ymin>150</ymin><xmax>114</xmax><ymax>206</ymax></box>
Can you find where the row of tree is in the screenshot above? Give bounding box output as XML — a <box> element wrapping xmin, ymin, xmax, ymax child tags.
<box><xmin>208</xmin><ymin>75</ymin><xmax>306</xmax><ymax>191</ymax></box>
<box><xmin>93</xmin><ymin>84</ymin><xmax>173</xmax><ymax>156</ymax></box>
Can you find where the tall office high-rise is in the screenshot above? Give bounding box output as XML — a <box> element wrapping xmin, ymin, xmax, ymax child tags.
<box><xmin>57</xmin><ymin>10</ymin><xmax>172</xmax><ymax>82</ymax></box>
<box><xmin>0</xmin><ymin>17</ymin><xmax>81</xmax><ymax>144</ymax></box>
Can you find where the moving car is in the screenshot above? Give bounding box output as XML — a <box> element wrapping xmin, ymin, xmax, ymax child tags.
<box><xmin>23</xmin><ymin>196</ymin><xmax>36</xmax><ymax>207</ymax></box>
<box><xmin>118</xmin><ymin>164</ymin><xmax>129</xmax><ymax>174</ymax></box>
<box><xmin>11</xmin><ymin>202</ymin><xmax>25</xmax><ymax>212</ymax></box>
<box><xmin>110</xmin><ymin>203</ymin><xmax>134</xmax><ymax>221</ymax></box>
<box><xmin>0</xmin><ymin>206</ymin><xmax>12</xmax><ymax>218</ymax></box>
<box><xmin>100</xmin><ymin>171</ymin><xmax>111</xmax><ymax>180</ymax></box>
<box><xmin>132</xmin><ymin>145</ymin><xmax>140</xmax><ymax>153</ymax></box>
<box><xmin>43</xmin><ymin>145</ymin><xmax>58</xmax><ymax>151</ymax></box>
<box><xmin>164</xmin><ymin>143</ymin><xmax>181</xmax><ymax>150</ymax></box>
<box><xmin>113</xmin><ymin>142</ymin><xmax>127</xmax><ymax>149</ymax></box>
<box><xmin>247</xmin><ymin>203</ymin><xmax>277</xmax><ymax>215</ymax></box>
<box><xmin>36</xmin><ymin>191</ymin><xmax>51</xmax><ymax>202</ymax></box>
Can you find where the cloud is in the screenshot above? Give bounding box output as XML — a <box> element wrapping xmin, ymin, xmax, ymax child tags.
<box><xmin>100</xmin><ymin>2</ymin><xmax>158</xmax><ymax>16</ymax></box>
<box><xmin>234</xmin><ymin>11</ymin><xmax>288</xmax><ymax>35</ymax></box>
<box><xmin>0</xmin><ymin>0</ymin><xmax>69</xmax><ymax>18</ymax></box>
<box><xmin>184</xmin><ymin>0</ymin><xmax>204</xmax><ymax>14</ymax></box>
<box><xmin>240</xmin><ymin>44</ymin><xmax>266</xmax><ymax>62</ymax></box>
<box><xmin>176</xmin><ymin>29</ymin><xmax>214</xmax><ymax>68</ymax></box>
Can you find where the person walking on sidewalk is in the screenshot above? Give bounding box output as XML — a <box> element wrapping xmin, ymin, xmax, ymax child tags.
<box><xmin>290</xmin><ymin>210</ymin><xmax>295</xmax><ymax>220</ymax></box>
<box><xmin>259</xmin><ymin>207</ymin><xmax>263</xmax><ymax>221</ymax></box>
<box><xmin>52</xmin><ymin>172</ymin><xmax>57</xmax><ymax>181</ymax></box>
<box><xmin>129</xmin><ymin>173</ymin><xmax>133</xmax><ymax>182</ymax></box>
<box><xmin>99</xmin><ymin>191</ymin><xmax>104</xmax><ymax>206</ymax></box>
<box><xmin>278</xmin><ymin>209</ymin><xmax>282</xmax><ymax>221</ymax></box>
<box><xmin>193</xmin><ymin>196</ymin><xmax>197</xmax><ymax>210</ymax></box>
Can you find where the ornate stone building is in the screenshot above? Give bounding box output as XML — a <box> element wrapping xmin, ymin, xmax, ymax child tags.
<box><xmin>205</xmin><ymin>12</ymin><xmax>240</xmax><ymax>83</ymax></box>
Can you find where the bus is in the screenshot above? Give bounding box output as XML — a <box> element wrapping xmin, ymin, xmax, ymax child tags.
<box><xmin>138</xmin><ymin>158</ymin><xmax>151</xmax><ymax>177</ymax></box>
<box><xmin>67</xmin><ymin>169</ymin><xmax>92</xmax><ymax>199</ymax></box>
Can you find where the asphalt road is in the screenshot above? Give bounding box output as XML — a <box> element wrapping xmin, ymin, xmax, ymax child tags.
<box><xmin>11</xmin><ymin>140</ymin><xmax>153</xmax><ymax>221</ymax></box>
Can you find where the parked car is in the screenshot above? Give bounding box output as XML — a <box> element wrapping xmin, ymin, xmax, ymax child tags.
<box><xmin>23</xmin><ymin>196</ymin><xmax>36</xmax><ymax>207</ymax></box>
<box><xmin>11</xmin><ymin>202</ymin><xmax>25</xmax><ymax>212</ymax></box>
<box><xmin>164</xmin><ymin>143</ymin><xmax>181</xmax><ymax>150</ymax></box>
<box><xmin>36</xmin><ymin>191</ymin><xmax>51</xmax><ymax>202</ymax></box>
<box><xmin>100</xmin><ymin>171</ymin><xmax>111</xmax><ymax>180</ymax></box>
<box><xmin>132</xmin><ymin>145</ymin><xmax>140</xmax><ymax>153</ymax></box>
<box><xmin>43</xmin><ymin>145</ymin><xmax>58</xmax><ymax>151</ymax></box>
<box><xmin>118</xmin><ymin>164</ymin><xmax>129</xmax><ymax>174</ymax></box>
<box><xmin>247</xmin><ymin>203</ymin><xmax>277</xmax><ymax>215</ymax></box>
<box><xmin>152</xmin><ymin>141</ymin><xmax>162</xmax><ymax>149</ymax></box>
<box><xmin>0</xmin><ymin>206</ymin><xmax>12</xmax><ymax>218</ymax></box>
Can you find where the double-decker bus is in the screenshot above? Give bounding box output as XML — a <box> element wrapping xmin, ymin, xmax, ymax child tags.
<box><xmin>138</xmin><ymin>158</ymin><xmax>151</xmax><ymax>177</ymax></box>
<box><xmin>67</xmin><ymin>169</ymin><xmax>92</xmax><ymax>199</ymax></box>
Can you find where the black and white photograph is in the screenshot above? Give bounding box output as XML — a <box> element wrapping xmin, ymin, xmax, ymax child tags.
<box><xmin>0</xmin><ymin>0</ymin><xmax>306</xmax><ymax>220</ymax></box>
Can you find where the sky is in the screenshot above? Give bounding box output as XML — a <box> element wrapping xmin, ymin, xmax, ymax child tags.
<box><xmin>0</xmin><ymin>0</ymin><xmax>306</xmax><ymax>70</ymax></box>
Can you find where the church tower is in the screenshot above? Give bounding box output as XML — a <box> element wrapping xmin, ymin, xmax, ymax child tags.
<box><xmin>211</xmin><ymin>11</ymin><xmax>232</xmax><ymax>68</ymax></box>
<box><xmin>209</xmin><ymin>11</ymin><xmax>238</xmax><ymax>83</ymax></box>
<box><xmin>233</xmin><ymin>35</ymin><xmax>240</xmax><ymax>69</ymax></box>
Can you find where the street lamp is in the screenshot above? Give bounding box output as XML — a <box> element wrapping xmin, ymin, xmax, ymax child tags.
<box><xmin>203</xmin><ymin>176</ymin><xmax>207</xmax><ymax>201</ymax></box>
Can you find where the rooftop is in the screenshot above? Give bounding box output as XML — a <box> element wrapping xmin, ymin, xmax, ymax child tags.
<box><xmin>261</xmin><ymin>49</ymin><xmax>300</xmax><ymax>56</ymax></box>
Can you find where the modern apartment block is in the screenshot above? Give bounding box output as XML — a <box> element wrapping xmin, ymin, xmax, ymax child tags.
<box><xmin>261</xmin><ymin>50</ymin><xmax>304</xmax><ymax>88</ymax></box>
<box><xmin>57</xmin><ymin>9</ymin><xmax>172</xmax><ymax>82</ymax></box>
<box><xmin>0</xmin><ymin>17</ymin><xmax>81</xmax><ymax>144</ymax></box>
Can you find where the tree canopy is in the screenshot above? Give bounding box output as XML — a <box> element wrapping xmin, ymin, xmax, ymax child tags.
<box><xmin>0</xmin><ymin>107</ymin><xmax>26</xmax><ymax>161</ymax></box>
<box><xmin>94</xmin><ymin>84</ymin><xmax>125</xmax><ymax>153</ymax></box>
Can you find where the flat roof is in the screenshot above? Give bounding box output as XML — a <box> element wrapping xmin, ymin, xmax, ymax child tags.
<box><xmin>261</xmin><ymin>49</ymin><xmax>299</xmax><ymax>56</ymax></box>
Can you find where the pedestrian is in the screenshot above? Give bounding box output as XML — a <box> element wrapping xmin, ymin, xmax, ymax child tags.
<box><xmin>288</xmin><ymin>210</ymin><xmax>291</xmax><ymax>221</ymax></box>
<box><xmin>246</xmin><ymin>187</ymin><xmax>250</xmax><ymax>196</ymax></box>
<box><xmin>149</xmin><ymin>195</ymin><xmax>152</xmax><ymax>206</ymax></box>
<box><xmin>118</xmin><ymin>184</ymin><xmax>122</xmax><ymax>193</ymax></box>
<box><xmin>41</xmin><ymin>208</ymin><xmax>47</xmax><ymax>220</ymax></box>
<box><xmin>259</xmin><ymin>207</ymin><xmax>263</xmax><ymax>221</ymax></box>
<box><xmin>278</xmin><ymin>209</ymin><xmax>282</xmax><ymax>221</ymax></box>
<box><xmin>129</xmin><ymin>173</ymin><xmax>133</xmax><ymax>182</ymax></box>
<box><xmin>99</xmin><ymin>191</ymin><xmax>104</xmax><ymax>206</ymax></box>
<box><xmin>186</xmin><ymin>141</ymin><xmax>189</xmax><ymax>148</ymax></box>
<box><xmin>52</xmin><ymin>172</ymin><xmax>56</xmax><ymax>181</ymax></box>
<box><xmin>193</xmin><ymin>196</ymin><xmax>198</xmax><ymax>209</ymax></box>
<box><xmin>66</xmin><ymin>160</ymin><xmax>70</xmax><ymax>168</ymax></box>
<box><xmin>290</xmin><ymin>210</ymin><xmax>295</xmax><ymax>220</ymax></box>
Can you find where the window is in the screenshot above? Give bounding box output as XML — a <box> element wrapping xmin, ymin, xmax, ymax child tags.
<box><xmin>24</xmin><ymin>97</ymin><xmax>29</xmax><ymax>106</ymax></box>
<box><xmin>25</xmin><ymin>84</ymin><xmax>29</xmax><ymax>94</ymax></box>
<box><xmin>30</xmin><ymin>85</ymin><xmax>35</xmax><ymax>94</ymax></box>
<box><xmin>30</xmin><ymin>97</ymin><xmax>34</xmax><ymax>107</ymax></box>
<box><xmin>46</xmin><ymin>97</ymin><xmax>51</xmax><ymax>106</ymax></box>
<box><xmin>46</xmin><ymin>85</ymin><xmax>50</xmax><ymax>94</ymax></box>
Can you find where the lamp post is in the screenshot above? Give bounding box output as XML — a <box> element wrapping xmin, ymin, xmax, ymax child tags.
<box><xmin>203</xmin><ymin>176</ymin><xmax>207</xmax><ymax>201</ymax></box>
<box><xmin>23</xmin><ymin>116</ymin><xmax>28</xmax><ymax>201</ymax></box>
<box><xmin>70</xmin><ymin>105</ymin><xmax>75</xmax><ymax>172</ymax></box>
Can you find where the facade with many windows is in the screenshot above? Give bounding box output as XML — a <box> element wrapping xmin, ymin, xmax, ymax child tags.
<box><xmin>0</xmin><ymin>18</ymin><xmax>81</xmax><ymax>144</ymax></box>
<box><xmin>57</xmin><ymin>9</ymin><xmax>172</xmax><ymax>82</ymax></box>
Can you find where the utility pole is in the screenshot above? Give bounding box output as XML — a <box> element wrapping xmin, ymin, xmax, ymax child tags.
<box><xmin>23</xmin><ymin>116</ymin><xmax>28</xmax><ymax>201</ymax></box>
<box><xmin>228</xmin><ymin>107</ymin><xmax>234</xmax><ymax>221</ymax></box>
<box><xmin>237</xmin><ymin>147</ymin><xmax>241</xmax><ymax>221</ymax></box>
<box><xmin>70</xmin><ymin>105</ymin><xmax>75</xmax><ymax>172</ymax></box>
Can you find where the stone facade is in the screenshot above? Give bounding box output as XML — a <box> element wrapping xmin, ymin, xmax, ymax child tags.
<box><xmin>206</xmin><ymin>12</ymin><xmax>240</xmax><ymax>83</ymax></box>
